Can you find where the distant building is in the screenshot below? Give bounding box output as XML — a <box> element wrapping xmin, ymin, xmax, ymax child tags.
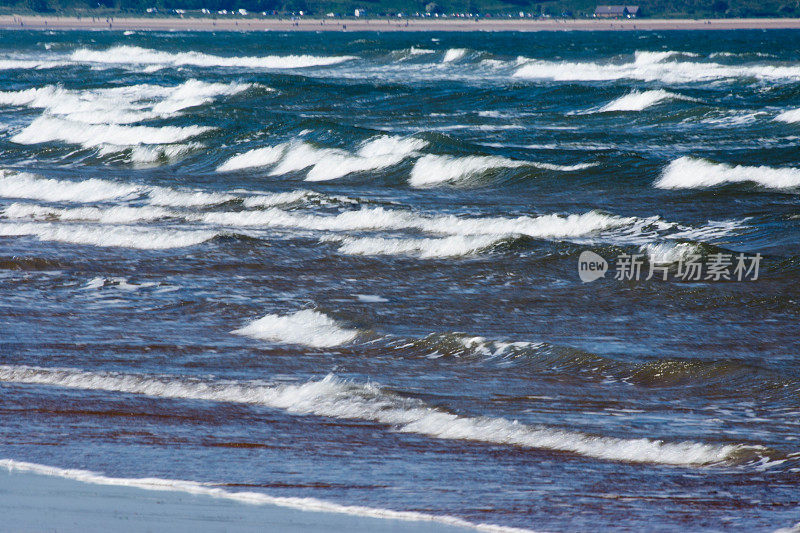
<box><xmin>354</xmin><ymin>8</ymin><xmax>365</xmax><ymax>17</ymax></box>
<box><xmin>594</xmin><ymin>5</ymin><xmax>640</xmax><ymax>17</ymax></box>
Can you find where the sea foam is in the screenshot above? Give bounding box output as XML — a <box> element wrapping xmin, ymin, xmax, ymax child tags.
<box><xmin>71</xmin><ymin>46</ymin><xmax>356</xmax><ymax>70</ymax></box>
<box><xmin>598</xmin><ymin>89</ymin><xmax>691</xmax><ymax>112</ymax></box>
<box><xmin>0</xmin><ymin>170</ymin><xmax>234</xmax><ymax>207</ymax></box>
<box><xmin>775</xmin><ymin>108</ymin><xmax>800</xmax><ymax>123</ymax></box>
<box><xmin>0</xmin><ymin>222</ymin><xmax>217</xmax><ymax>249</ymax></box>
<box><xmin>12</xmin><ymin>116</ymin><xmax>212</xmax><ymax>148</ymax></box>
<box><xmin>0</xmin><ymin>170</ymin><xmax>139</xmax><ymax>203</ymax></box>
<box><xmin>656</xmin><ymin>156</ymin><xmax>800</xmax><ymax>189</ymax></box>
<box><xmin>0</xmin><ymin>365</ymin><xmax>762</xmax><ymax>466</ymax></box>
<box><xmin>409</xmin><ymin>154</ymin><xmax>594</xmax><ymax>187</ymax></box>
<box><xmin>232</xmin><ymin>309</ymin><xmax>359</xmax><ymax>347</ymax></box>
<box><xmin>513</xmin><ymin>50</ymin><xmax>800</xmax><ymax>84</ymax></box>
<box><xmin>330</xmin><ymin>234</ymin><xmax>505</xmax><ymax>258</ymax></box>
<box><xmin>218</xmin><ymin>136</ymin><xmax>427</xmax><ymax>180</ymax></box>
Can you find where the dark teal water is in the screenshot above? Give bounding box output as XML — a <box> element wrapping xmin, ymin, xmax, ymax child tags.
<box><xmin>1</xmin><ymin>29</ymin><xmax>799</xmax><ymax>532</ymax></box>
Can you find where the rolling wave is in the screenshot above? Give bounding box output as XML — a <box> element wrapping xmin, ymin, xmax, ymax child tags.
<box><xmin>12</xmin><ymin>116</ymin><xmax>212</xmax><ymax>148</ymax></box>
<box><xmin>409</xmin><ymin>154</ymin><xmax>595</xmax><ymax>187</ymax></box>
<box><xmin>598</xmin><ymin>89</ymin><xmax>693</xmax><ymax>112</ymax></box>
<box><xmin>70</xmin><ymin>45</ymin><xmax>356</xmax><ymax>70</ymax></box>
<box><xmin>218</xmin><ymin>136</ymin><xmax>427</xmax><ymax>180</ymax></box>
<box><xmin>232</xmin><ymin>309</ymin><xmax>359</xmax><ymax>348</ymax></box>
<box><xmin>513</xmin><ymin>50</ymin><xmax>800</xmax><ymax>83</ymax></box>
<box><xmin>775</xmin><ymin>108</ymin><xmax>800</xmax><ymax>123</ymax></box>
<box><xmin>0</xmin><ymin>170</ymin><xmax>234</xmax><ymax>206</ymax></box>
<box><xmin>0</xmin><ymin>365</ymin><xmax>766</xmax><ymax>466</ymax></box>
<box><xmin>0</xmin><ymin>222</ymin><xmax>217</xmax><ymax>249</ymax></box>
<box><xmin>656</xmin><ymin>156</ymin><xmax>800</xmax><ymax>189</ymax></box>
<box><xmin>326</xmin><ymin>234</ymin><xmax>507</xmax><ymax>258</ymax></box>
<box><xmin>0</xmin><ymin>79</ymin><xmax>255</xmax><ymax>125</ymax></box>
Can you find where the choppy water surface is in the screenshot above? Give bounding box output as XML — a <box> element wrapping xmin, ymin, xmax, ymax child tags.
<box><xmin>1</xmin><ymin>29</ymin><xmax>799</xmax><ymax>531</ymax></box>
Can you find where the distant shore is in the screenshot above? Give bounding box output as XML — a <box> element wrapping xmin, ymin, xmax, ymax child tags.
<box><xmin>3</xmin><ymin>14</ymin><xmax>800</xmax><ymax>32</ymax></box>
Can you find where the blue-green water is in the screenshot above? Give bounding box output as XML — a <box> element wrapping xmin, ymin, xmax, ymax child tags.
<box><xmin>0</xmin><ymin>29</ymin><xmax>799</xmax><ymax>532</ymax></box>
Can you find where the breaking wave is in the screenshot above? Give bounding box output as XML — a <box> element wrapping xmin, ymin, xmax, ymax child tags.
<box><xmin>0</xmin><ymin>79</ymin><xmax>254</xmax><ymax>124</ymax></box>
<box><xmin>442</xmin><ymin>48</ymin><xmax>468</xmax><ymax>63</ymax></box>
<box><xmin>656</xmin><ymin>156</ymin><xmax>800</xmax><ymax>189</ymax></box>
<box><xmin>0</xmin><ymin>365</ymin><xmax>765</xmax><ymax>466</ymax></box>
<box><xmin>232</xmin><ymin>309</ymin><xmax>359</xmax><ymax>348</ymax></box>
<box><xmin>11</xmin><ymin>116</ymin><xmax>212</xmax><ymax>148</ymax></box>
<box><xmin>70</xmin><ymin>46</ymin><xmax>356</xmax><ymax>70</ymax></box>
<box><xmin>409</xmin><ymin>154</ymin><xmax>594</xmax><ymax>187</ymax></box>
<box><xmin>513</xmin><ymin>50</ymin><xmax>800</xmax><ymax>83</ymax></box>
<box><xmin>198</xmin><ymin>207</ymin><xmax>634</xmax><ymax>242</ymax></box>
<box><xmin>328</xmin><ymin>234</ymin><xmax>506</xmax><ymax>258</ymax></box>
<box><xmin>775</xmin><ymin>108</ymin><xmax>800</xmax><ymax>123</ymax></box>
<box><xmin>598</xmin><ymin>89</ymin><xmax>693</xmax><ymax>112</ymax></box>
<box><xmin>0</xmin><ymin>170</ymin><xmax>139</xmax><ymax>203</ymax></box>
<box><xmin>218</xmin><ymin>136</ymin><xmax>427</xmax><ymax>180</ymax></box>
<box><xmin>2</xmin><ymin>202</ymin><xmax>171</xmax><ymax>224</ymax></box>
<box><xmin>0</xmin><ymin>222</ymin><xmax>217</xmax><ymax>249</ymax></box>
<box><xmin>0</xmin><ymin>170</ymin><xmax>234</xmax><ymax>207</ymax></box>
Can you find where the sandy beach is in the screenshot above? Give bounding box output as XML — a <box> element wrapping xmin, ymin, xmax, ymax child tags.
<box><xmin>0</xmin><ymin>461</ymin><xmax>481</xmax><ymax>533</ymax></box>
<box><xmin>3</xmin><ymin>14</ymin><xmax>800</xmax><ymax>32</ymax></box>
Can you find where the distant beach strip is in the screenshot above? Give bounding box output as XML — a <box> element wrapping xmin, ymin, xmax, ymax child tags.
<box><xmin>4</xmin><ymin>15</ymin><xmax>800</xmax><ymax>31</ymax></box>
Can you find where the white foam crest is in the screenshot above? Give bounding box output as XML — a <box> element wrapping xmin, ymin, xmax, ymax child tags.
<box><xmin>0</xmin><ymin>170</ymin><xmax>139</xmax><ymax>203</ymax></box>
<box><xmin>0</xmin><ymin>59</ymin><xmax>68</xmax><ymax>70</ymax></box>
<box><xmin>329</xmin><ymin>234</ymin><xmax>505</xmax><ymax>258</ymax></box>
<box><xmin>775</xmin><ymin>108</ymin><xmax>800</xmax><ymax>123</ymax></box>
<box><xmin>71</xmin><ymin>46</ymin><xmax>356</xmax><ymax>70</ymax></box>
<box><xmin>0</xmin><ymin>459</ymin><xmax>533</xmax><ymax>533</ymax></box>
<box><xmin>409</xmin><ymin>154</ymin><xmax>592</xmax><ymax>187</ymax></box>
<box><xmin>127</xmin><ymin>143</ymin><xmax>199</xmax><ymax>164</ymax></box>
<box><xmin>221</xmin><ymin>136</ymin><xmax>426</xmax><ymax>180</ymax></box>
<box><xmin>200</xmin><ymin>207</ymin><xmax>632</xmax><ymax>243</ymax></box>
<box><xmin>656</xmin><ymin>156</ymin><xmax>800</xmax><ymax>189</ymax></box>
<box><xmin>599</xmin><ymin>89</ymin><xmax>691</xmax><ymax>112</ymax></box>
<box><xmin>150</xmin><ymin>79</ymin><xmax>255</xmax><ymax>114</ymax></box>
<box><xmin>146</xmin><ymin>186</ymin><xmax>235</xmax><ymax>207</ymax></box>
<box><xmin>513</xmin><ymin>52</ymin><xmax>800</xmax><ymax>83</ymax></box>
<box><xmin>241</xmin><ymin>189</ymin><xmax>349</xmax><ymax>208</ymax></box>
<box><xmin>0</xmin><ymin>170</ymin><xmax>233</xmax><ymax>207</ymax></box>
<box><xmin>0</xmin><ymin>80</ymin><xmax>251</xmax><ymax>125</ymax></box>
<box><xmin>217</xmin><ymin>144</ymin><xmax>288</xmax><ymax>172</ymax></box>
<box><xmin>12</xmin><ymin>116</ymin><xmax>212</xmax><ymax>148</ymax></box>
<box><xmin>669</xmin><ymin>219</ymin><xmax>748</xmax><ymax>241</ymax></box>
<box><xmin>641</xmin><ymin>242</ymin><xmax>701</xmax><ymax>264</ymax></box>
<box><xmin>458</xmin><ymin>336</ymin><xmax>543</xmax><ymax>358</ymax></box>
<box><xmin>0</xmin><ymin>222</ymin><xmax>216</xmax><ymax>249</ymax></box>
<box><xmin>0</xmin><ymin>365</ymin><xmax>757</xmax><ymax>466</ymax></box>
<box><xmin>442</xmin><ymin>48</ymin><xmax>468</xmax><ymax>63</ymax></box>
<box><xmin>306</xmin><ymin>136</ymin><xmax>428</xmax><ymax>181</ymax></box>
<box><xmin>232</xmin><ymin>309</ymin><xmax>359</xmax><ymax>347</ymax></box>
<box><xmin>2</xmin><ymin>202</ymin><xmax>170</xmax><ymax>224</ymax></box>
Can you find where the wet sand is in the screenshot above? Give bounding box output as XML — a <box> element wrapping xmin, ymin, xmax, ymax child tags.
<box><xmin>0</xmin><ymin>464</ymin><xmax>479</xmax><ymax>533</ymax></box>
<box><xmin>2</xmin><ymin>14</ymin><xmax>800</xmax><ymax>32</ymax></box>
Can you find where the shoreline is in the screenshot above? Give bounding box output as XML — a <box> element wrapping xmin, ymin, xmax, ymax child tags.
<box><xmin>0</xmin><ymin>460</ymin><xmax>489</xmax><ymax>533</ymax></box>
<box><xmin>3</xmin><ymin>14</ymin><xmax>800</xmax><ymax>31</ymax></box>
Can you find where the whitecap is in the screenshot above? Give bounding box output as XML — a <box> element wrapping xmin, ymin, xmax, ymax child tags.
<box><xmin>598</xmin><ymin>89</ymin><xmax>693</xmax><ymax>112</ymax></box>
<box><xmin>232</xmin><ymin>309</ymin><xmax>359</xmax><ymax>347</ymax></box>
<box><xmin>656</xmin><ymin>156</ymin><xmax>800</xmax><ymax>189</ymax></box>
<box><xmin>0</xmin><ymin>222</ymin><xmax>216</xmax><ymax>249</ymax></box>
<box><xmin>71</xmin><ymin>45</ymin><xmax>356</xmax><ymax>70</ymax></box>
<box><xmin>0</xmin><ymin>365</ymin><xmax>764</xmax><ymax>467</ymax></box>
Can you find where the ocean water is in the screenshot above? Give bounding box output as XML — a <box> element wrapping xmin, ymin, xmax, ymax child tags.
<box><xmin>0</xmin><ymin>29</ymin><xmax>799</xmax><ymax>532</ymax></box>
